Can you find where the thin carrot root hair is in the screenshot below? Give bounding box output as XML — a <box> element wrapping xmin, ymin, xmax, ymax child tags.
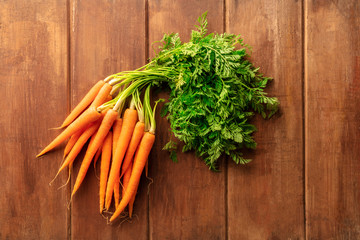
<box><xmin>67</xmin><ymin>199</ymin><xmax>72</xmax><ymax>211</ymax></box>
<box><xmin>49</xmin><ymin>171</ymin><xmax>60</xmax><ymax>186</ymax></box>
<box><xmin>112</xmin><ymin>212</ymin><xmax>129</xmax><ymax>227</ymax></box>
<box><xmin>119</xmin><ymin>216</ymin><xmax>133</xmax><ymax>226</ymax></box>
<box><xmin>68</xmin><ymin>192</ymin><xmax>74</xmax><ymax>210</ymax></box>
<box><xmin>48</xmin><ymin>126</ymin><xmax>65</xmax><ymax>130</ymax></box>
<box><xmin>102</xmin><ymin>208</ymin><xmax>115</xmax><ymax>215</ymax></box>
<box><xmin>57</xmin><ymin>165</ymin><xmax>73</xmax><ymax>190</ymax></box>
<box><xmin>49</xmin><ymin>156</ymin><xmax>68</xmax><ymax>186</ymax></box>
<box><xmin>100</xmin><ymin>212</ymin><xmax>109</xmax><ymax>221</ymax></box>
<box><xmin>127</xmin><ymin>213</ymin><xmax>139</xmax><ymax>223</ymax></box>
<box><xmin>146</xmin><ymin>175</ymin><xmax>154</xmax><ymax>195</ymax></box>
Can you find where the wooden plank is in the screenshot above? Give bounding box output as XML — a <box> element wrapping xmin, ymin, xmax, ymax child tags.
<box><xmin>226</xmin><ymin>0</ymin><xmax>305</xmax><ymax>239</ymax></box>
<box><xmin>0</xmin><ymin>0</ymin><xmax>69</xmax><ymax>239</ymax></box>
<box><xmin>305</xmin><ymin>1</ymin><xmax>360</xmax><ymax>238</ymax></box>
<box><xmin>148</xmin><ymin>2</ymin><xmax>226</xmax><ymax>239</ymax></box>
<box><xmin>69</xmin><ymin>0</ymin><xmax>147</xmax><ymax>238</ymax></box>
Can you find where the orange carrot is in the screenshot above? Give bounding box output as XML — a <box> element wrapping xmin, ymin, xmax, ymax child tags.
<box><xmin>93</xmin><ymin>109</ymin><xmax>110</xmax><ymax>174</ymax></box>
<box><xmin>122</xmin><ymin>161</ymin><xmax>132</xmax><ymax>198</ymax></box>
<box><xmin>120</xmin><ymin>121</ymin><xmax>144</xmax><ymax>178</ymax></box>
<box><xmin>60</xmin><ymin>80</ymin><xmax>105</xmax><ymax>128</ymax></box>
<box><xmin>71</xmin><ymin>109</ymin><xmax>119</xmax><ymax>197</ymax></box>
<box><xmin>105</xmin><ymin>94</ymin><xmax>113</xmax><ymax>102</ymax></box>
<box><xmin>112</xmin><ymin>117</ymin><xmax>123</xmax><ymax>156</ymax></box>
<box><xmin>49</xmin><ymin>121</ymin><xmax>101</xmax><ymax>186</ymax></box>
<box><xmin>110</xmin><ymin>131</ymin><xmax>155</xmax><ymax>222</ymax></box>
<box><xmin>90</xmin><ymin>83</ymin><xmax>113</xmax><ymax>108</ymax></box>
<box><xmin>99</xmin><ymin>131</ymin><xmax>112</xmax><ymax>213</ymax></box>
<box><xmin>93</xmin><ymin>142</ymin><xmax>102</xmax><ymax>167</ymax></box>
<box><xmin>63</xmin><ymin>129</ymin><xmax>83</xmax><ymax>158</ymax></box>
<box><xmin>128</xmin><ymin>183</ymin><xmax>138</xmax><ymax>219</ymax></box>
<box><xmin>37</xmin><ymin>106</ymin><xmax>102</xmax><ymax>157</ymax></box>
<box><xmin>117</xmin><ymin>161</ymin><xmax>132</xmax><ymax>213</ymax></box>
<box><xmin>114</xmin><ymin>178</ymin><xmax>120</xmax><ymax>209</ymax></box>
<box><xmin>112</xmin><ymin>117</ymin><xmax>123</xmax><ymax>208</ymax></box>
<box><xmin>57</xmin><ymin>121</ymin><xmax>101</xmax><ymax>175</ymax></box>
<box><xmin>105</xmin><ymin>108</ymin><xmax>138</xmax><ymax>210</ymax></box>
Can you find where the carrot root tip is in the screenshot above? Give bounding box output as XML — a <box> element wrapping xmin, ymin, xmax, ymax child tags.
<box><xmin>48</xmin><ymin>126</ymin><xmax>64</xmax><ymax>130</ymax></box>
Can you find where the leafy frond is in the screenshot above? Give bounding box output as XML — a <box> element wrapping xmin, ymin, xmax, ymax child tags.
<box><xmin>149</xmin><ymin>12</ymin><xmax>279</xmax><ymax>169</ymax></box>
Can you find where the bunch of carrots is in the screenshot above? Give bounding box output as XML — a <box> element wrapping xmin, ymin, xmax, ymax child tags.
<box><xmin>37</xmin><ymin>77</ymin><xmax>161</xmax><ymax>223</ymax></box>
<box><xmin>37</xmin><ymin>13</ymin><xmax>279</xmax><ymax>224</ymax></box>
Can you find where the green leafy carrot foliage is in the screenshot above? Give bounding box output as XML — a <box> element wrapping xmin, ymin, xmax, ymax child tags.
<box><xmin>154</xmin><ymin>12</ymin><xmax>279</xmax><ymax>170</ymax></box>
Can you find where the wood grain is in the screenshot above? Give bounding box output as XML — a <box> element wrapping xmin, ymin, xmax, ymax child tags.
<box><xmin>226</xmin><ymin>0</ymin><xmax>305</xmax><ymax>239</ymax></box>
<box><xmin>0</xmin><ymin>0</ymin><xmax>69</xmax><ymax>239</ymax></box>
<box><xmin>69</xmin><ymin>0</ymin><xmax>147</xmax><ymax>238</ymax></box>
<box><xmin>2</xmin><ymin>0</ymin><xmax>360</xmax><ymax>238</ymax></box>
<box><xmin>148</xmin><ymin>1</ymin><xmax>226</xmax><ymax>239</ymax></box>
<box><xmin>305</xmin><ymin>1</ymin><xmax>360</xmax><ymax>239</ymax></box>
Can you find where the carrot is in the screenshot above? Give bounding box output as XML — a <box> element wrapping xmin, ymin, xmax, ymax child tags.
<box><xmin>104</xmin><ymin>108</ymin><xmax>138</xmax><ymax>210</ymax></box>
<box><xmin>105</xmin><ymin>94</ymin><xmax>113</xmax><ymax>102</ymax></box>
<box><xmin>58</xmin><ymin>121</ymin><xmax>101</xmax><ymax>175</ymax></box>
<box><xmin>110</xmin><ymin>131</ymin><xmax>155</xmax><ymax>222</ymax></box>
<box><xmin>37</xmin><ymin>106</ymin><xmax>102</xmax><ymax>157</ymax></box>
<box><xmin>90</xmin><ymin>83</ymin><xmax>113</xmax><ymax>108</ymax></box>
<box><xmin>122</xmin><ymin>161</ymin><xmax>132</xmax><ymax>198</ymax></box>
<box><xmin>71</xmin><ymin>109</ymin><xmax>119</xmax><ymax>197</ymax></box>
<box><xmin>93</xmin><ymin>142</ymin><xmax>102</xmax><ymax>167</ymax></box>
<box><xmin>112</xmin><ymin>117</ymin><xmax>123</xmax><ymax>156</ymax></box>
<box><xmin>49</xmin><ymin>122</ymin><xmax>100</xmax><ymax>186</ymax></box>
<box><xmin>60</xmin><ymin>80</ymin><xmax>105</xmax><ymax>128</ymax></box>
<box><xmin>99</xmin><ymin>131</ymin><xmax>112</xmax><ymax>213</ymax></box>
<box><xmin>128</xmin><ymin>183</ymin><xmax>138</xmax><ymax>219</ymax></box>
<box><xmin>113</xmin><ymin>178</ymin><xmax>120</xmax><ymax>209</ymax></box>
<box><xmin>63</xmin><ymin>129</ymin><xmax>83</xmax><ymax>158</ymax></box>
<box><xmin>93</xmin><ymin>111</ymin><xmax>110</xmax><ymax>170</ymax></box>
<box><xmin>120</xmin><ymin>121</ymin><xmax>144</xmax><ymax>178</ymax></box>
<box><xmin>116</xmin><ymin>161</ymin><xmax>132</xmax><ymax>212</ymax></box>
<box><xmin>112</xmin><ymin>117</ymin><xmax>123</xmax><ymax>208</ymax></box>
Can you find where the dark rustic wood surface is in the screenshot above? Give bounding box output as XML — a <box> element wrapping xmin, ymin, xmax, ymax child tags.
<box><xmin>1</xmin><ymin>0</ymin><xmax>359</xmax><ymax>239</ymax></box>
<box><xmin>0</xmin><ymin>0</ymin><xmax>69</xmax><ymax>239</ymax></box>
<box><xmin>226</xmin><ymin>0</ymin><xmax>305</xmax><ymax>239</ymax></box>
<box><xmin>305</xmin><ymin>1</ymin><xmax>360</xmax><ymax>239</ymax></box>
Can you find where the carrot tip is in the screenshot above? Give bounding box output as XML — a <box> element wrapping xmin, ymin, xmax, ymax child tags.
<box><xmin>36</xmin><ymin>152</ymin><xmax>45</xmax><ymax>158</ymax></box>
<box><xmin>48</xmin><ymin>126</ymin><xmax>65</xmax><ymax>130</ymax></box>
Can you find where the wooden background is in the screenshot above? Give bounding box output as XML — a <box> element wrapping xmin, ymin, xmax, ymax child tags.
<box><xmin>1</xmin><ymin>0</ymin><xmax>359</xmax><ymax>239</ymax></box>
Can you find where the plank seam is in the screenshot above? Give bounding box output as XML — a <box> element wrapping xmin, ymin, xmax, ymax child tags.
<box><xmin>67</xmin><ymin>0</ymin><xmax>72</xmax><ymax>239</ymax></box>
<box><xmin>223</xmin><ymin>0</ymin><xmax>229</xmax><ymax>240</ymax></box>
<box><xmin>145</xmin><ymin>1</ymin><xmax>150</xmax><ymax>240</ymax></box>
<box><xmin>302</xmin><ymin>0</ymin><xmax>307</xmax><ymax>239</ymax></box>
